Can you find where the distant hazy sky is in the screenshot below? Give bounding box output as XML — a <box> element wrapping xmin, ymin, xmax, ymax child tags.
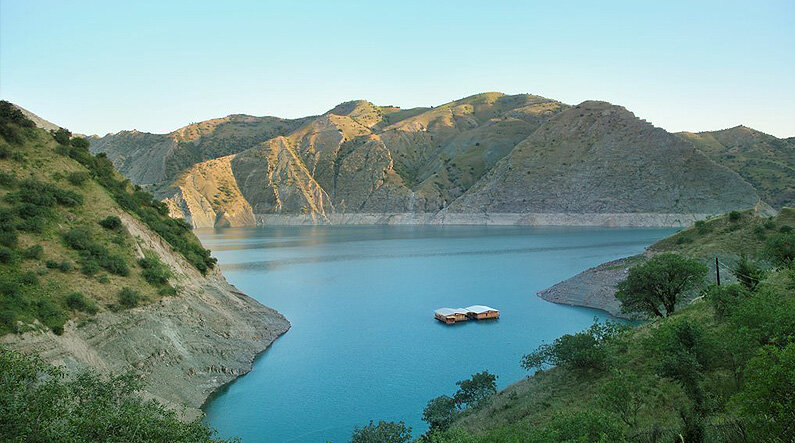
<box><xmin>1</xmin><ymin>0</ymin><xmax>793</xmax><ymax>137</ymax></box>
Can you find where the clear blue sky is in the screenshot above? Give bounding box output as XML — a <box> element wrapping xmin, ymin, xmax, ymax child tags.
<box><xmin>2</xmin><ymin>0</ymin><xmax>793</xmax><ymax>137</ymax></box>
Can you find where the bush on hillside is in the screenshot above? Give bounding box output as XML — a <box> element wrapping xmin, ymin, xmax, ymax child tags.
<box><xmin>350</xmin><ymin>420</ymin><xmax>412</xmax><ymax>443</ymax></box>
<box><xmin>764</xmin><ymin>233</ymin><xmax>795</xmax><ymax>267</ymax></box>
<box><xmin>118</xmin><ymin>287</ymin><xmax>142</xmax><ymax>308</ymax></box>
<box><xmin>522</xmin><ymin>319</ymin><xmax>628</xmax><ymax>372</ymax></box>
<box><xmin>453</xmin><ymin>371</ymin><xmax>498</xmax><ymax>409</ymax></box>
<box><xmin>0</xmin><ymin>348</ymin><xmax>231</xmax><ymax>442</ymax></box>
<box><xmin>20</xmin><ymin>244</ymin><xmax>43</xmax><ymax>260</ymax></box>
<box><xmin>98</xmin><ymin>215</ymin><xmax>122</xmax><ymax>230</ymax></box>
<box><xmin>732</xmin><ymin>255</ymin><xmax>767</xmax><ymax>290</ymax></box>
<box><xmin>0</xmin><ymin>100</ymin><xmax>34</xmax><ymax>144</ymax></box>
<box><xmin>66</xmin><ymin>171</ymin><xmax>90</xmax><ymax>186</ymax></box>
<box><xmin>138</xmin><ymin>254</ymin><xmax>171</xmax><ymax>286</ymax></box>
<box><xmin>51</xmin><ymin>127</ymin><xmax>71</xmax><ymax>145</ymax></box>
<box><xmin>422</xmin><ymin>395</ymin><xmax>458</xmax><ymax>432</ymax></box>
<box><xmin>64</xmin><ymin>292</ymin><xmax>98</xmax><ymax>314</ymax></box>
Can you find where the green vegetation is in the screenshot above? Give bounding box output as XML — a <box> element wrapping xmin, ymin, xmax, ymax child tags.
<box><xmin>352</xmin><ymin>212</ymin><xmax>794</xmax><ymax>443</ymax></box>
<box><xmin>616</xmin><ymin>253</ymin><xmax>708</xmax><ymax>317</ymax></box>
<box><xmin>118</xmin><ymin>287</ymin><xmax>143</xmax><ymax>308</ymax></box>
<box><xmin>351</xmin><ymin>421</ymin><xmax>412</xmax><ymax>443</ymax></box>
<box><xmin>0</xmin><ymin>347</ymin><xmax>232</xmax><ymax>443</ymax></box>
<box><xmin>0</xmin><ymin>101</ymin><xmax>215</xmax><ymax>335</ymax></box>
<box><xmin>55</xmin><ymin>130</ymin><xmax>215</xmax><ymax>273</ymax></box>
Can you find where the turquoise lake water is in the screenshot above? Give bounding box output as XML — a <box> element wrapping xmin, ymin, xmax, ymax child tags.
<box><xmin>198</xmin><ymin>225</ymin><xmax>676</xmax><ymax>443</ymax></box>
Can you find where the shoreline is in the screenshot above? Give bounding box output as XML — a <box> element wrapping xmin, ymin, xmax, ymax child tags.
<box><xmin>248</xmin><ymin>212</ymin><xmax>712</xmax><ymax>228</ymax></box>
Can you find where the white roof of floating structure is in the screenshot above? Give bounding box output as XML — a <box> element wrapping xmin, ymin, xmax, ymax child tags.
<box><xmin>434</xmin><ymin>308</ymin><xmax>469</xmax><ymax>316</ymax></box>
<box><xmin>465</xmin><ymin>305</ymin><xmax>498</xmax><ymax>314</ymax></box>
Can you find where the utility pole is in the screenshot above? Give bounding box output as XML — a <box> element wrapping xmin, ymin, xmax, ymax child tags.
<box><xmin>715</xmin><ymin>257</ymin><xmax>721</xmax><ymax>286</ymax></box>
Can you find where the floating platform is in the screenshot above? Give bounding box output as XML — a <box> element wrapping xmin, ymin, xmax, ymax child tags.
<box><xmin>434</xmin><ymin>305</ymin><xmax>500</xmax><ymax>324</ymax></box>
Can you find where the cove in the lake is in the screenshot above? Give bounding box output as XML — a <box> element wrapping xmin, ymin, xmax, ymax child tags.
<box><xmin>199</xmin><ymin>225</ymin><xmax>676</xmax><ymax>443</ymax></box>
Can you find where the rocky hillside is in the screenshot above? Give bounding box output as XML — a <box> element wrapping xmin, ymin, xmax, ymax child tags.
<box><xmin>92</xmin><ymin>93</ymin><xmax>765</xmax><ymax>228</ymax></box>
<box><xmin>90</xmin><ymin>114</ymin><xmax>312</xmax><ymax>185</ymax></box>
<box><xmin>678</xmin><ymin>125</ymin><xmax>795</xmax><ymax>209</ymax></box>
<box><xmin>0</xmin><ymin>102</ymin><xmax>289</xmax><ymax>418</ymax></box>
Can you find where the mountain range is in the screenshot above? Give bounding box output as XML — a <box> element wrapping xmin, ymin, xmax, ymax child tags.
<box><xmin>25</xmin><ymin>93</ymin><xmax>794</xmax><ymax>228</ymax></box>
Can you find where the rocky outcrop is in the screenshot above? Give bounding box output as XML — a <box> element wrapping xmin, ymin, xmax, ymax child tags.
<box><xmin>1</xmin><ymin>211</ymin><xmax>289</xmax><ymax>419</ymax></box>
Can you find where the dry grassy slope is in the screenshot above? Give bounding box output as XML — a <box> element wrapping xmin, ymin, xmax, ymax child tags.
<box><xmin>1</xmin><ymin>127</ymin><xmax>288</xmax><ymax>418</ymax></box>
<box><xmin>678</xmin><ymin>126</ymin><xmax>795</xmax><ymax>209</ymax></box>
<box><xmin>448</xmin><ymin>101</ymin><xmax>760</xmax><ymax>214</ymax></box>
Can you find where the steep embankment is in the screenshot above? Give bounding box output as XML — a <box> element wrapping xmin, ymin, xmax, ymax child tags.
<box><xmin>678</xmin><ymin>125</ymin><xmax>795</xmax><ymax>209</ymax></box>
<box><xmin>538</xmin><ymin>208</ymin><xmax>794</xmax><ymax>317</ymax></box>
<box><xmin>0</xmin><ymin>103</ymin><xmax>289</xmax><ymax>418</ymax></box>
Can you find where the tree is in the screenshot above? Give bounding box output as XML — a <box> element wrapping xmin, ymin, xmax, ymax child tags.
<box><xmin>731</xmin><ymin>343</ymin><xmax>795</xmax><ymax>440</ymax></box>
<box><xmin>732</xmin><ymin>255</ymin><xmax>766</xmax><ymax>291</ymax></box>
<box><xmin>422</xmin><ymin>395</ymin><xmax>458</xmax><ymax>432</ymax></box>
<box><xmin>0</xmin><ymin>348</ymin><xmax>230</xmax><ymax>442</ymax></box>
<box><xmin>522</xmin><ymin>320</ymin><xmax>627</xmax><ymax>372</ymax></box>
<box><xmin>350</xmin><ymin>420</ymin><xmax>412</xmax><ymax>443</ymax></box>
<box><xmin>51</xmin><ymin>127</ymin><xmax>72</xmax><ymax>145</ymax></box>
<box><xmin>616</xmin><ymin>253</ymin><xmax>708</xmax><ymax>317</ymax></box>
<box><xmin>764</xmin><ymin>233</ymin><xmax>795</xmax><ymax>268</ymax></box>
<box><xmin>596</xmin><ymin>370</ymin><xmax>656</xmax><ymax>428</ymax></box>
<box><xmin>453</xmin><ymin>371</ymin><xmax>497</xmax><ymax>408</ymax></box>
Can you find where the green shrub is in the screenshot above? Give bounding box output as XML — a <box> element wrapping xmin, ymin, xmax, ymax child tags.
<box><xmin>350</xmin><ymin>420</ymin><xmax>412</xmax><ymax>443</ymax></box>
<box><xmin>66</xmin><ymin>171</ymin><xmax>90</xmax><ymax>186</ymax></box>
<box><xmin>99</xmin><ymin>254</ymin><xmax>129</xmax><ymax>276</ymax></box>
<box><xmin>732</xmin><ymin>255</ymin><xmax>767</xmax><ymax>290</ymax></box>
<box><xmin>453</xmin><ymin>371</ymin><xmax>498</xmax><ymax>409</ymax></box>
<box><xmin>0</xmin><ymin>247</ymin><xmax>15</xmax><ymax>263</ymax></box>
<box><xmin>58</xmin><ymin>260</ymin><xmax>74</xmax><ymax>272</ymax></box>
<box><xmin>45</xmin><ymin>260</ymin><xmax>59</xmax><ymax>269</ymax></box>
<box><xmin>728</xmin><ymin>211</ymin><xmax>742</xmax><ymax>222</ymax></box>
<box><xmin>20</xmin><ymin>244</ymin><xmax>43</xmax><ymax>260</ymax></box>
<box><xmin>763</xmin><ymin>220</ymin><xmax>776</xmax><ymax>230</ymax></box>
<box><xmin>64</xmin><ymin>292</ymin><xmax>98</xmax><ymax>314</ymax></box>
<box><xmin>98</xmin><ymin>215</ymin><xmax>122</xmax><ymax>230</ymax></box>
<box><xmin>0</xmin><ymin>171</ymin><xmax>16</xmax><ymax>187</ymax></box>
<box><xmin>765</xmin><ymin>233</ymin><xmax>795</xmax><ymax>267</ymax></box>
<box><xmin>79</xmin><ymin>259</ymin><xmax>100</xmax><ymax>276</ymax></box>
<box><xmin>70</xmin><ymin>137</ymin><xmax>90</xmax><ymax>149</ymax></box>
<box><xmin>694</xmin><ymin>220</ymin><xmax>710</xmax><ymax>234</ymax></box>
<box><xmin>705</xmin><ymin>284</ymin><xmax>748</xmax><ymax>320</ymax></box>
<box><xmin>422</xmin><ymin>395</ymin><xmax>458</xmax><ymax>432</ymax></box>
<box><xmin>118</xmin><ymin>288</ymin><xmax>142</xmax><ymax>308</ymax></box>
<box><xmin>18</xmin><ymin>271</ymin><xmax>38</xmax><ymax>286</ymax></box>
<box><xmin>138</xmin><ymin>255</ymin><xmax>171</xmax><ymax>286</ymax></box>
<box><xmin>51</xmin><ymin>127</ymin><xmax>71</xmax><ymax>145</ymax></box>
<box><xmin>158</xmin><ymin>285</ymin><xmax>177</xmax><ymax>297</ymax></box>
<box><xmin>0</xmin><ymin>348</ymin><xmax>231</xmax><ymax>442</ymax></box>
<box><xmin>522</xmin><ymin>320</ymin><xmax>627</xmax><ymax>371</ymax></box>
<box><xmin>0</xmin><ymin>231</ymin><xmax>17</xmax><ymax>247</ymax></box>
<box><xmin>780</xmin><ymin>225</ymin><xmax>793</xmax><ymax>234</ymax></box>
<box><xmin>35</xmin><ymin>299</ymin><xmax>66</xmax><ymax>335</ymax></box>
<box><xmin>63</xmin><ymin>227</ymin><xmax>93</xmax><ymax>250</ymax></box>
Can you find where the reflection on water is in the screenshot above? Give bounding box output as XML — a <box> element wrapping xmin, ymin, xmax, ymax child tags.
<box><xmin>200</xmin><ymin>225</ymin><xmax>676</xmax><ymax>443</ymax></box>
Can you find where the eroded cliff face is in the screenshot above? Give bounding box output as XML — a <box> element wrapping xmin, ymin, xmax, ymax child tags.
<box><xmin>1</xmin><ymin>211</ymin><xmax>289</xmax><ymax>419</ymax></box>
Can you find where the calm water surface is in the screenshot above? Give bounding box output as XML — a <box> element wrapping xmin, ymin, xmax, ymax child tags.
<box><xmin>199</xmin><ymin>225</ymin><xmax>675</xmax><ymax>443</ymax></box>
